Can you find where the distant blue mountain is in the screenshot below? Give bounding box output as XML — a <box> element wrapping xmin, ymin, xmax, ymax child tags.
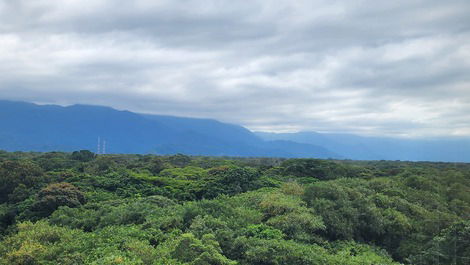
<box><xmin>256</xmin><ymin>131</ymin><xmax>470</xmax><ymax>162</ymax></box>
<box><xmin>3</xmin><ymin>100</ymin><xmax>467</xmax><ymax>162</ymax></box>
<box><xmin>0</xmin><ymin>100</ymin><xmax>338</xmax><ymax>158</ymax></box>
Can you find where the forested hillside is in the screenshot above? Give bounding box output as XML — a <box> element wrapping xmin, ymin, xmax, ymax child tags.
<box><xmin>0</xmin><ymin>100</ymin><xmax>336</xmax><ymax>158</ymax></box>
<box><xmin>0</xmin><ymin>150</ymin><xmax>469</xmax><ymax>264</ymax></box>
<box><xmin>4</xmin><ymin>100</ymin><xmax>470</xmax><ymax>162</ymax></box>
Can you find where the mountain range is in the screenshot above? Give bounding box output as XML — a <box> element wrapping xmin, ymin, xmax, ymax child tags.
<box><xmin>0</xmin><ymin>100</ymin><xmax>336</xmax><ymax>158</ymax></box>
<box><xmin>1</xmin><ymin>100</ymin><xmax>469</xmax><ymax>162</ymax></box>
<box><xmin>256</xmin><ymin>131</ymin><xmax>470</xmax><ymax>162</ymax></box>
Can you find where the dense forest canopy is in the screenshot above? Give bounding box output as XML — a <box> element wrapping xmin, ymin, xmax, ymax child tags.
<box><xmin>0</xmin><ymin>150</ymin><xmax>468</xmax><ymax>264</ymax></box>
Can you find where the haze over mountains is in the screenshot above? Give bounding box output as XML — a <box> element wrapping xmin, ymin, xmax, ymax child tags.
<box><xmin>0</xmin><ymin>100</ymin><xmax>335</xmax><ymax>158</ymax></box>
<box><xmin>256</xmin><ymin>132</ymin><xmax>470</xmax><ymax>162</ymax></box>
<box><xmin>1</xmin><ymin>100</ymin><xmax>469</xmax><ymax>162</ymax></box>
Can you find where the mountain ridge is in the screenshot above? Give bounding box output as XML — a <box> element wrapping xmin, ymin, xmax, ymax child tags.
<box><xmin>1</xmin><ymin>100</ymin><xmax>469</xmax><ymax>162</ymax></box>
<box><xmin>0</xmin><ymin>100</ymin><xmax>338</xmax><ymax>158</ymax></box>
<box><xmin>255</xmin><ymin>131</ymin><xmax>470</xmax><ymax>162</ymax></box>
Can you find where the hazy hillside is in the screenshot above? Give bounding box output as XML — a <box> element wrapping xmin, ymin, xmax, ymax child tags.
<box><xmin>2</xmin><ymin>100</ymin><xmax>469</xmax><ymax>162</ymax></box>
<box><xmin>0</xmin><ymin>100</ymin><xmax>337</xmax><ymax>158</ymax></box>
<box><xmin>256</xmin><ymin>131</ymin><xmax>470</xmax><ymax>162</ymax></box>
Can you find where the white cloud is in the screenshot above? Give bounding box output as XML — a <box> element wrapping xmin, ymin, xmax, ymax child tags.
<box><xmin>0</xmin><ymin>0</ymin><xmax>469</xmax><ymax>138</ymax></box>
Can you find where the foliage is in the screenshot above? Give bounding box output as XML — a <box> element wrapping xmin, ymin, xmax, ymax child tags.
<box><xmin>0</xmin><ymin>151</ymin><xmax>469</xmax><ymax>264</ymax></box>
<box><xmin>0</xmin><ymin>160</ymin><xmax>44</xmax><ymax>203</ymax></box>
<box><xmin>71</xmin><ymin>150</ymin><xmax>96</xmax><ymax>162</ymax></box>
<box><xmin>409</xmin><ymin>220</ymin><xmax>470</xmax><ymax>265</ymax></box>
<box><xmin>31</xmin><ymin>182</ymin><xmax>86</xmax><ymax>218</ymax></box>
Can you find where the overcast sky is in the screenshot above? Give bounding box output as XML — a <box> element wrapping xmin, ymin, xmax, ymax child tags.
<box><xmin>1</xmin><ymin>0</ymin><xmax>469</xmax><ymax>138</ymax></box>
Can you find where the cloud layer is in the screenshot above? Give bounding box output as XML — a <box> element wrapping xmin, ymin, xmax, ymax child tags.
<box><xmin>1</xmin><ymin>0</ymin><xmax>469</xmax><ymax>137</ymax></box>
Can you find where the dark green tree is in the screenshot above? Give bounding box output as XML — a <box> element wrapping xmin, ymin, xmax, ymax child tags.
<box><xmin>31</xmin><ymin>183</ymin><xmax>86</xmax><ymax>218</ymax></box>
<box><xmin>70</xmin><ymin>150</ymin><xmax>96</xmax><ymax>162</ymax></box>
<box><xmin>0</xmin><ymin>160</ymin><xmax>44</xmax><ymax>203</ymax></box>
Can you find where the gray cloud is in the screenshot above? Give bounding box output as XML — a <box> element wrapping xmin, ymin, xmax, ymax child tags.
<box><xmin>0</xmin><ymin>0</ymin><xmax>469</xmax><ymax>138</ymax></box>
